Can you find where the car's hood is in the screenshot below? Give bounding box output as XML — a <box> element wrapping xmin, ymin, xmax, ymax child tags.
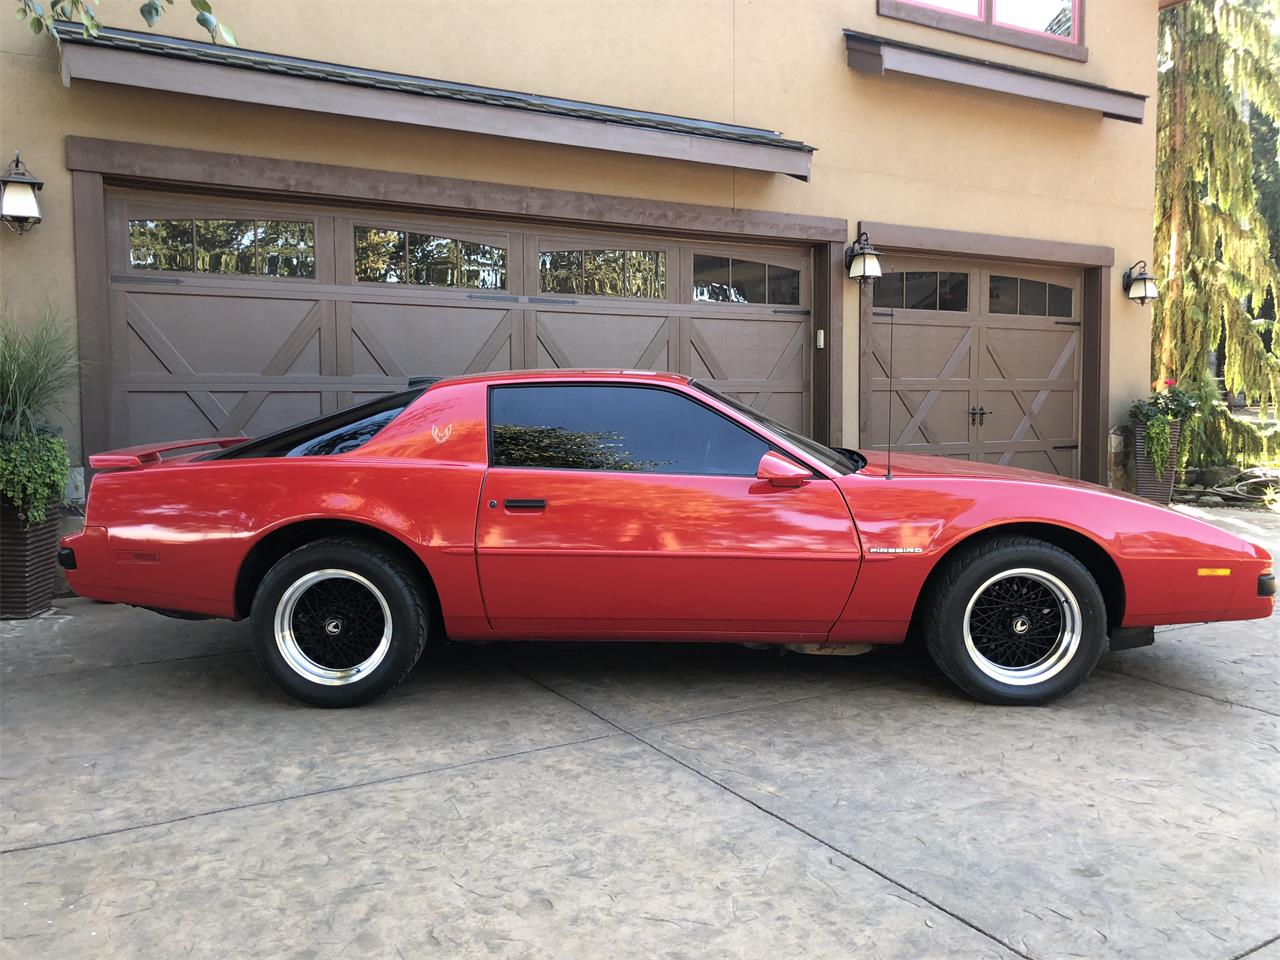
<box><xmin>852</xmin><ymin>450</ymin><xmax>1168</xmax><ymax>505</ymax></box>
<box><xmin>847</xmin><ymin>451</ymin><xmax>1271</xmax><ymax>561</ymax></box>
<box><xmin>855</xmin><ymin>450</ymin><xmax>1094</xmax><ymax>485</ymax></box>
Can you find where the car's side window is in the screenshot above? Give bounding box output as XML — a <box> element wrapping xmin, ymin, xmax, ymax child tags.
<box><xmin>490</xmin><ymin>385</ymin><xmax>769</xmax><ymax>476</ymax></box>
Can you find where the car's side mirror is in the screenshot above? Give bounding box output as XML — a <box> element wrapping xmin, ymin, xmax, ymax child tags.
<box><xmin>756</xmin><ymin>451</ymin><xmax>812</xmax><ymax>487</ymax></box>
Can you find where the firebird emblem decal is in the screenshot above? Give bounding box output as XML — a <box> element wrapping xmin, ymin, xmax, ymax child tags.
<box><xmin>431</xmin><ymin>423</ymin><xmax>453</xmax><ymax>444</ymax></box>
<box><xmin>867</xmin><ymin>547</ymin><xmax>924</xmax><ymax>554</ymax></box>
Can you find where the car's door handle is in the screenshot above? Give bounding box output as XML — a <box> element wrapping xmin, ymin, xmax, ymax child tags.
<box><xmin>503</xmin><ymin>498</ymin><xmax>547</xmax><ymax>510</ymax></box>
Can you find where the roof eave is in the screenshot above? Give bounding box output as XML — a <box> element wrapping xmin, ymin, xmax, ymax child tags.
<box><xmin>843</xmin><ymin>30</ymin><xmax>1147</xmax><ymax>124</ymax></box>
<box><xmin>54</xmin><ymin>24</ymin><xmax>814</xmax><ymax>180</ymax></box>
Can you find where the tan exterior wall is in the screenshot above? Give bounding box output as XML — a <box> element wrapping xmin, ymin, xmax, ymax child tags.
<box><xmin>0</xmin><ymin>0</ymin><xmax>1158</xmax><ymax>463</ymax></box>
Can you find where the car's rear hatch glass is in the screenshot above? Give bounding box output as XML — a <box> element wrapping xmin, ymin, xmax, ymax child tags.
<box><xmin>208</xmin><ymin>388</ymin><xmax>427</xmax><ymax>460</ymax></box>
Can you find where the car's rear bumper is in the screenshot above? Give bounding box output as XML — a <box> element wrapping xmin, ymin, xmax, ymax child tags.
<box><xmin>59</xmin><ymin>527</ymin><xmax>235</xmax><ymax>618</ymax></box>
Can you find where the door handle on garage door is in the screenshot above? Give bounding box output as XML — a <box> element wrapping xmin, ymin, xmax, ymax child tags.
<box><xmin>504</xmin><ymin>499</ymin><xmax>547</xmax><ymax>510</ymax></box>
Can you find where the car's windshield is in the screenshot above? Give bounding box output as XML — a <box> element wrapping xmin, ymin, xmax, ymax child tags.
<box><xmin>690</xmin><ymin>381</ymin><xmax>864</xmax><ymax>475</ymax></box>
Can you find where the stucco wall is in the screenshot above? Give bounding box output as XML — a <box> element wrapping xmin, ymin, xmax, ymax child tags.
<box><xmin>0</xmin><ymin>0</ymin><xmax>1158</xmax><ymax>462</ymax></box>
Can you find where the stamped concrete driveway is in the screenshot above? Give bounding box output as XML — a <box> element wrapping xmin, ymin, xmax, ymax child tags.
<box><xmin>1</xmin><ymin>508</ymin><xmax>1277</xmax><ymax>960</ymax></box>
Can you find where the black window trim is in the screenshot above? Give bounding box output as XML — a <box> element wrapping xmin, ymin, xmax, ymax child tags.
<box><xmin>484</xmin><ymin>381</ymin><xmax>827</xmax><ymax>479</ymax></box>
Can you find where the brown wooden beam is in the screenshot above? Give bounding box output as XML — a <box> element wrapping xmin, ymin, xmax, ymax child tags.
<box><xmin>66</xmin><ymin>138</ymin><xmax>846</xmax><ymax>244</ymax></box>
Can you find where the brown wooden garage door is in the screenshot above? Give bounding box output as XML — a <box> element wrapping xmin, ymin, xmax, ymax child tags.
<box><xmin>864</xmin><ymin>254</ymin><xmax>1082</xmax><ymax>477</ymax></box>
<box><xmin>102</xmin><ymin>189</ymin><xmax>812</xmax><ymax>449</ymax></box>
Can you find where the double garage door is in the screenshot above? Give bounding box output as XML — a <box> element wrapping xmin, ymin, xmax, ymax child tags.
<box><xmin>102</xmin><ymin>189</ymin><xmax>813</xmax><ymax>449</ymax></box>
<box><xmin>864</xmin><ymin>253</ymin><xmax>1083</xmax><ymax>477</ymax></box>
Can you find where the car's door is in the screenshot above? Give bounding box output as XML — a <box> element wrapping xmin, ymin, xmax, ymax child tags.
<box><xmin>475</xmin><ymin>383</ymin><xmax>860</xmax><ymax>639</ymax></box>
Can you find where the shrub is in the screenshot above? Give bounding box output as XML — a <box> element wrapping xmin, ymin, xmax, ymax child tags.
<box><xmin>0</xmin><ymin>430</ymin><xmax>70</xmax><ymax>524</ymax></box>
<box><xmin>1129</xmin><ymin>381</ymin><xmax>1198</xmax><ymax>478</ymax></box>
<box><xmin>0</xmin><ymin>312</ymin><xmax>77</xmax><ymax>524</ymax></box>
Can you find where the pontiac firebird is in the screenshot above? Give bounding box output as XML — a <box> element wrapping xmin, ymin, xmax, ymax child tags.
<box><xmin>59</xmin><ymin>370</ymin><xmax>1275</xmax><ymax>708</ymax></box>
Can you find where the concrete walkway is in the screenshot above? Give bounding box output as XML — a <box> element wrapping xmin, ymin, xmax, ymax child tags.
<box><xmin>1</xmin><ymin>510</ymin><xmax>1276</xmax><ymax>959</ymax></box>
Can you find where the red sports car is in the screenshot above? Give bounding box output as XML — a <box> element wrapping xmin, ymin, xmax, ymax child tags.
<box><xmin>60</xmin><ymin>370</ymin><xmax>1274</xmax><ymax>708</ymax></box>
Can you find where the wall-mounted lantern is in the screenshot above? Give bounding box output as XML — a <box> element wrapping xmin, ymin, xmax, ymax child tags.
<box><xmin>845</xmin><ymin>231</ymin><xmax>882</xmax><ymax>284</ymax></box>
<box><xmin>1122</xmin><ymin>260</ymin><xmax>1158</xmax><ymax>306</ymax></box>
<box><xmin>0</xmin><ymin>154</ymin><xmax>43</xmax><ymax>235</ymax></box>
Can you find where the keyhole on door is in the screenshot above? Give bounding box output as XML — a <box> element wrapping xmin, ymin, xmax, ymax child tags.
<box><xmin>488</xmin><ymin>500</ymin><xmax>497</xmax><ymax>509</ymax></box>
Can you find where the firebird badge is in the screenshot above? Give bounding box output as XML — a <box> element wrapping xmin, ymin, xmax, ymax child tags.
<box><xmin>431</xmin><ymin>423</ymin><xmax>453</xmax><ymax>444</ymax></box>
<box><xmin>867</xmin><ymin>547</ymin><xmax>924</xmax><ymax>554</ymax></box>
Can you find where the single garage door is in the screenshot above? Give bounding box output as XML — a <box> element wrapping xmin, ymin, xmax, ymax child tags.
<box><xmin>864</xmin><ymin>254</ymin><xmax>1082</xmax><ymax>477</ymax></box>
<box><xmin>101</xmin><ymin>188</ymin><xmax>812</xmax><ymax>449</ymax></box>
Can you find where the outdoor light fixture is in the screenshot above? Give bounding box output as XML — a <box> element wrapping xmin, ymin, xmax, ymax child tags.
<box><xmin>1122</xmin><ymin>260</ymin><xmax>1158</xmax><ymax>306</ymax></box>
<box><xmin>0</xmin><ymin>153</ymin><xmax>43</xmax><ymax>234</ymax></box>
<box><xmin>845</xmin><ymin>231</ymin><xmax>882</xmax><ymax>284</ymax></box>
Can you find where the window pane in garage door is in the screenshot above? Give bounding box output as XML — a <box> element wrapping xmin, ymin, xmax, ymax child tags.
<box><xmin>540</xmin><ymin>248</ymin><xmax>666</xmax><ymax>298</ymax></box>
<box><xmin>129</xmin><ymin>219</ymin><xmax>194</xmax><ymax>271</ymax></box>
<box><xmin>989</xmin><ymin>274</ymin><xmax>1019</xmax><ymax>314</ymax></box>
<box><xmin>257</xmin><ymin>221</ymin><xmax>315</xmax><ymax>278</ymax></box>
<box><xmin>1047</xmin><ymin>283</ymin><xmax>1073</xmax><ymax>317</ymax></box>
<box><xmin>939</xmin><ymin>272</ymin><xmax>969</xmax><ymax>311</ymax></box>
<box><xmin>731</xmin><ymin>260</ymin><xmax>767</xmax><ymax>303</ymax></box>
<box><xmin>355</xmin><ymin>227</ymin><xmax>406</xmax><ymax>282</ymax></box>
<box><xmin>626</xmin><ymin>251</ymin><xmax>666</xmax><ymax>298</ymax></box>
<box><xmin>195</xmin><ymin>219</ymin><xmax>255</xmax><ymax>274</ymax></box>
<box><xmin>767</xmin><ymin>265</ymin><xmax>801</xmax><ymax>305</ymax></box>
<box><xmin>357</xmin><ymin>227</ymin><xmax>506</xmax><ymax>289</ymax></box>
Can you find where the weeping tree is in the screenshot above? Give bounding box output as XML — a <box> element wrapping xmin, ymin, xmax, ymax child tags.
<box><xmin>17</xmin><ymin>1</ymin><xmax>235</xmax><ymax>45</ymax></box>
<box><xmin>1152</xmin><ymin>0</ymin><xmax>1280</xmax><ymax>467</ymax></box>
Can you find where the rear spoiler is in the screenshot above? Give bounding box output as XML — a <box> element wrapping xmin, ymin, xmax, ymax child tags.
<box><xmin>88</xmin><ymin>437</ymin><xmax>248</xmax><ymax>471</ymax></box>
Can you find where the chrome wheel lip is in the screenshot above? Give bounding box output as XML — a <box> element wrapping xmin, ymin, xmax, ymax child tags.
<box><xmin>274</xmin><ymin>569</ymin><xmax>392</xmax><ymax>686</ymax></box>
<box><xmin>962</xmin><ymin>567</ymin><xmax>1082</xmax><ymax>687</ymax></box>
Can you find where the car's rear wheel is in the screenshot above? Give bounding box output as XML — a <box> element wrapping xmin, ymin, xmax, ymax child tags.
<box><xmin>922</xmin><ymin>535</ymin><xmax>1106</xmax><ymax>705</ymax></box>
<box><xmin>251</xmin><ymin>538</ymin><xmax>428</xmax><ymax>707</ymax></box>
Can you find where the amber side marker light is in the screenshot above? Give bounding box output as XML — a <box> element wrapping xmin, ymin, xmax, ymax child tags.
<box><xmin>1197</xmin><ymin>568</ymin><xmax>1232</xmax><ymax>577</ymax></box>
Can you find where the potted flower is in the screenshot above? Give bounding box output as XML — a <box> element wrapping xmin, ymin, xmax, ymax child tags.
<box><xmin>1128</xmin><ymin>380</ymin><xmax>1197</xmax><ymax>504</ymax></box>
<box><xmin>1</xmin><ymin>315</ymin><xmax>76</xmax><ymax>619</ymax></box>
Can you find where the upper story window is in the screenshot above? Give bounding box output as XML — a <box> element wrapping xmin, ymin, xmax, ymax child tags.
<box><xmin>129</xmin><ymin>219</ymin><xmax>316</xmax><ymax>278</ymax></box>
<box><xmin>878</xmin><ymin>0</ymin><xmax>1084</xmax><ymax>61</ymax></box>
<box><xmin>355</xmin><ymin>226</ymin><xmax>507</xmax><ymax>289</ymax></box>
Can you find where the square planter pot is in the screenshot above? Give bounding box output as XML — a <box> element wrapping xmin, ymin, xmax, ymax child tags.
<box><xmin>1133</xmin><ymin>420</ymin><xmax>1181</xmax><ymax>505</ymax></box>
<box><xmin>0</xmin><ymin>496</ymin><xmax>62</xmax><ymax>619</ymax></box>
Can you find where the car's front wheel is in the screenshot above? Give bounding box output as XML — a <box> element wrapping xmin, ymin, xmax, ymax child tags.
<box><xmin>250</xmin><ymin>538</ymin><xmax>428</xmax><ymax>707</ymax></box>
<box><xmin>922</xmin><ymin>535</ymin><xmax>1106</xmax><ymax>705</ymax></box>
